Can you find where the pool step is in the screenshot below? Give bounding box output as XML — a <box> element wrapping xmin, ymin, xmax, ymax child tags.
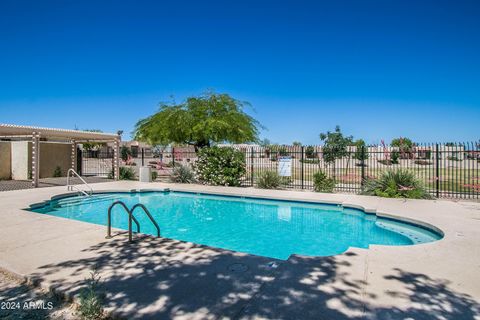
<box><xmin>54</xmin><ymin>194</ymin><xmax>119</xmax><ymax>208</ymax></box>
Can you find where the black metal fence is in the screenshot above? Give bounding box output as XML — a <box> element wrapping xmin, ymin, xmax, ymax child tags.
<box><xmin>121</xmin><ymin>142</ymin><xmax>480</xmax><ymax>200</ymax></box>
<box><xmin>79</xmin><ymin>149</ymin><xmax>114</xmax><ymax>177</ymax></box>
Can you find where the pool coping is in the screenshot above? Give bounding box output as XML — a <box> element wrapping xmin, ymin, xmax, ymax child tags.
<box><xmin>1</xmin><ymin>181</ymin><xmax>479</xmax><ymax>319</ymax></box>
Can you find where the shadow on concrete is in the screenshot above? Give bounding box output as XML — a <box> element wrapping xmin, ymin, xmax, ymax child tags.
<box><xmin>31</xmin><ymin>236</ymin><xmax>276</xmax><ymax>319</ymax></box>
<box><xmin>30</xmin><ymin>238</ymin><xmax>480</xmax><ymax>320</ymax></box>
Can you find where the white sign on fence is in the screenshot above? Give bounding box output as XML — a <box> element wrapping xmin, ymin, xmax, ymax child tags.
<box><xmin>278</xmin><ymin>157</ymin><xmax>292</xmax><ymax>177</ymax></box>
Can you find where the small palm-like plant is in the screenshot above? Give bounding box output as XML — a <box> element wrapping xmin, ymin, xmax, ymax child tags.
<box><xmin>362</xmin><ymin>169</ymin><xmax>433</xmax><ymax>199</ymax></box>
<box><xmin>171</xmin><ymin>164</ymin><xmax>196</xmax><ymax>183</ymax></box>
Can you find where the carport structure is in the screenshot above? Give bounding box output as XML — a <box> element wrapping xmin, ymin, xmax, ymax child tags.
<box><xmin>0</xmin><ymin>124</ymin><xmax>120</xmax><ymax>187</ymax></box>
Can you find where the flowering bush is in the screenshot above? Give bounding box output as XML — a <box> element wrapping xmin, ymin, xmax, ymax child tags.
<box><xmin>195</xmin><ymin>147</ymin><xmax>246</xmax><ymax>186</ymax></box>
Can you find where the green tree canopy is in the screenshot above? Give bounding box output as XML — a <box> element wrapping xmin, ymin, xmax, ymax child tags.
<box><xmin>81</xmin><ymin>129</ymin><xmax>106</xmax><ymax>151</ymax></box>
<box><xmin>353</xmin><ymin>139</ymin><xmax>369</xmax><ymax>162</ymax></box>
<box><xmin>134</xmin><ymin>92</ymin><xmax>261</xmax><ymax>151</ymax></box>
<box><xmin>391</xmin><ymin>137</ymin><xmax>414</xmax><ymax>149</ymax></box>
<box><xmin>319</xmin><ymin>126</ymin><xmax>353</xmax><ymax>164</ymax></box>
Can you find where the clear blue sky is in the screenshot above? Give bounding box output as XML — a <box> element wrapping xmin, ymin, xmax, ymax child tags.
<box><xmin>1</xmin><ymin>0</ymin><xmax>479</xmax><ymax>144</ymax></box>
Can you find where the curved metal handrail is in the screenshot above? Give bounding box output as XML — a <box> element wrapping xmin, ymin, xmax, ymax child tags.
<box><xmin>130</xmin><ymin>203</ymin><xmax>161</xmax><ymax>237</ymax></box>
<box><xmin>107</xmin><ymin>201</ymin><xmax>141</xmax><ymax>242</ymax></box>
<box><xmin>67</xmin><ymin>168</ymin><xmax>93</xmax><ymax>196</ymax></box>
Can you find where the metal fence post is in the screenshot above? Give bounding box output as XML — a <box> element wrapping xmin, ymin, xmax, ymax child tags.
<box><xmin>250</xmin><ymin>147</ymin><xmax>254</xmax><ymax>187</ymax></box>
<box><xmin>141</xmin><ymin>148</ymin><xmax>145</xmax><ymax>166</ymax></box>
<box><xmin>172</xmin><ymin>147</ymin><xmax>175</xmax><ymax>167</ymax></box>
<box><xmin>301</xmin><ymin>146</ymin><xmax>304</xmax><ymax>189</ymax></box>
<box><xmin>435</xmin><ymin>143</ymin><xmax>440</xmax><ymax>198</ymax></box>
<box><xmin>360</xmin><ymin>145</ymin><xmax>366</xmax><ymax>190</ymax></box>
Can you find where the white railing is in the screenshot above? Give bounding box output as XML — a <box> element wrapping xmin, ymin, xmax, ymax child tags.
<box><xmin>67</xmin><ymin>169</ymin><xmax>93</xmax><ymax>196</ymax></box>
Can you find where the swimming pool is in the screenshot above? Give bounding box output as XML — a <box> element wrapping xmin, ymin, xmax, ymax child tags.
<box><xmin>30</xmin><ymin>191</ymin><xmax>442</xmax><ymax>260</ymax></box>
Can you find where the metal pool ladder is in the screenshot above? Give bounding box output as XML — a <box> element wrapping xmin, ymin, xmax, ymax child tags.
<box><xmin>106</xmin><ymin>201</ymin><xmax>161</xmax><ymax>242</ymax></box>
<box><xmin>67</xmin><ymin>169</ymin><xmax>93</xmax><ymax>196</ymax></box>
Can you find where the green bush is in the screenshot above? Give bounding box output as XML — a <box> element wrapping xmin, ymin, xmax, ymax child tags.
<box><xmin>171</xmin><ymin>164</ymin><xmax>196</xmax><ymax>183</ymax></box>
<box><xmin>151</xmin><ymin>171</ymin><xmax>158</xmax><ymax>181</ymax></box>
<box><xmin>414</xmin><ymin>160</ymin><xmax>432</xmax><ymax>165</ymax></box>
<box><xmin>120</xmin><ymin>146</ymin><xmax>131</xmax><ymax>162</ymax></box>
<box><xmin>107</xmin><ymin>167</ymin><xmax>136</xmax><ymax>180</ymax></box>
<box><xmin>312</xmin><ymin>171</ymin><xmax>335</xmax><ymax>193</ymax></box>
<box><xmin>300</xmin><ymin>159</ymin><xmax>320</xmax><ymax>164</ymax></box>
<box><xmin>447</xmin><ymin>156</ymin><xmax>462</xmax><ymax>161</ymax></box>
<box><xmin>305</xmin><ymin>146</ymin><xmax>316</xmax><ymax>158</ymax></box>
<box><xmin>195</xmin><ymin>147</ymin><xmax>246</xmax><ymax>186</ymax></box>
<box><xmin>53</xmin><ymin>166</ymin><xmax>62</xmax><ymax>177</ymax></box>
<box><xmin>362</xmin><ymin>169</ymin><xmax>433</xmax><ymax>199</ymax></box>
<box><xmin>256</xmin><ymin>171</ymin><xmax>283</xmax><ymax>189</ymax></box>
<box><xmin>391</xmin><ymin>151</ymin><xmax>400</xmax><ymax>164</ymax></box>
<box><xmin>78</xmin><ymin>269</ymin><xmax>105</xmax><ymax>320</ymax></box>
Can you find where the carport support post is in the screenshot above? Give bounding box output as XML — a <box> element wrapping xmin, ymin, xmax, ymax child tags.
<box><xmin>31</xmin><ymin>132</ymin><xmax>40</xmax><ymax>187</ymax></box>
<box><xmin>113</xmin><ymin>136</ymin><xmax>120</xmax><ymax>180</ymax></box>
<box><xmin>70</xmin><ymin>140</ymin><xmax>77</xmax><ymax>172</ymax></box>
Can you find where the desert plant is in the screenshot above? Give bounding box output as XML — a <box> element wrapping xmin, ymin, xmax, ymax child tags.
<box><xmin>362</xmin><ymin>169</ymin><xmax>433</xmax><ymax>199</ymax></box>
<box><xmin>447</xmin><ymin>156</ymin><xmax>462</xmax><ymax>161</ymax></box>
<box><xmin>312</xmin><ymin>171</ymin><xmax>335</xmax><ymax>193</ymax></box>
<box><xmin>151</xmin><ymin>171</ymin><xmax>158</xmax><ymax>181</ymax></box>
<box><xmin>107</xmin><ymin>167</ymin><xmax>136</xmax><ymax>180</ymax></box>
<box><xmin>300</xmin><ymin>159</ymin><xmax>320</xmax><ymax>164</ymax></box>
<box><xmin>195</xmin><ymin>146</ymin><xmax>246</xmax><ymax>186</ymax></box>
<box><xmin>53</xmin><ymin>166</ymin><xmax>62</xmax><ymax>177</ymax></box>
<box><xmin>171</xmin><ymin>164</ymin><xmax>196</xmax><ymax>183</ymax></box>
<box><xmin>414</xmin><ymin>160</ymin><xmax>433</xmax><ymax>165</ymax></box>
<box><xmin>353</xmin><ymin>139</ymin><xmax>369</xmax><ymax>164</ymax></box>
<box><xmin>256</xmin><ymin>171</ymin><xmax>284</xmax><ymax>189</ymax></box>
<box><xmin>78</xmin><ymin>268</ymin><xmax>105</xmax><ymax>320</ymax></box>
<box><xmin>120</xmin><ymin>146</ymin><xmax>132</xmax><ymax>162</ymax></box>
<box><xmin>391</xmin><ymin>150</ymin><xmax>400</xmax><ymax>164</ymax></box>
<box><xmin>305</xmin><ymin>146</ymin><xmax>316</xmax><ymax>159</ymax></box>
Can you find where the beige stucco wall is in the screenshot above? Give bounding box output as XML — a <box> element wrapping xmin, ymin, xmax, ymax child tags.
<box><xmin>37</xmin><ymin>142</ymin><xmax>71</xmax><ymax>178</ymax></box>
<box><xmin>11</xmin><ymin>141</ymin><xmax>30</xmax><ymax>180</ymax></box>
<box><xmin>10</xmin><ymin>141</ymin><xmax>72</xmax><ymax>179</ymax></box>
<box><xmin>0</xmin><ymin>142</ymin><xmax>11</xmax><ymax>180</ymax></box>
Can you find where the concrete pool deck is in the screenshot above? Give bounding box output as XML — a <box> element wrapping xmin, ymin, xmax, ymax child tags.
<box><xmin>1</xmin><ymin>181</ymin><xmax>479</xmax><ymax>319</ymax></box>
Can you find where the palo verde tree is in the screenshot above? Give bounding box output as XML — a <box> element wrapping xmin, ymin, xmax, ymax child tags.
<box><xmin>319</xmin><ymin>126</ymin><xmax>353</xmax><ymax>178</ymax></box>
<box><xmin>134</xmin><ymin>92</ymin><xmax>261</xmax><ymax>151</ymax></box>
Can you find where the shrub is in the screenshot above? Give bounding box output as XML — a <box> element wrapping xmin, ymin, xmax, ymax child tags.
<box><xmin>195</xmin><ymin>147</ymin><xmax>246</xmax><ymax>186</ymax></box>
<box><xmin>414</xmin><ymin>160</ymin><xmax>432</xmax><ymax>165</ymax></box>
<box><xmin>151</xmin><ymin>171</ymin><xmax>158</xmax><ymax>181</ymax></box>
<box><xmin>305</xmin><ymin>146</ymin><xmax>316</xmax><ymax>159</ymax></box>
<box><xmin>312</xmin><ymin>171</ymin><xmax>335</xmax><ymax>193</ymax></box>
<box><xmin>362</xmin><ymin>169</ymin><xmax>433</xmax><ymax>199</ymax></box>
<box><xmin>391</xmin><ymin>151</ymin><xmax>400</xmax><ymax>164</ymax></box>
<box><xmin>378</xmin><ymin>159</ymin><xmax>393</xmax><ymax>166</ymax></box>
<box><xmin>171</xmin><ymin>164</ymin><xmax>196</xmax><ymax>183</ymax></box>
<box><xmin>120</xmin><ymin>146</ymin><xmax>132</xmax><ymax>162</ymax></box>
<box><xmin>53</xmin><ymin>166</ymin><xmax>62</xmax><ymax>177</ymax></box>
<box><xmin>78</xmin><ymin>268</ymin><xmax>105</xmax><ymax>320</ymax></box>
<box><xmin>447</xmin><ymin>156</ymin><xmax>462</xmax><ymax>161</ymax></box>
<box><xmin>300</xmin><ymin>159</ymin><xmax>320</xmax><ymax>164</ymax></box>
<box><xmin>107</xmin><ymin>167</ymin><xmax>136</xmax><ymax>180</ymax></box>
<box><xmin>256</xmin><ymin>171</ymin><xmax>283</xmax><ymax>189</ymax></box>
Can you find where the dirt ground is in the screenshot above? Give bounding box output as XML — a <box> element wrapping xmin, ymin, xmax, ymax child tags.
<box><xmin>0</xmin><ymin>270</ymin><xmax>77</xmax><ymax>320</ymax></box>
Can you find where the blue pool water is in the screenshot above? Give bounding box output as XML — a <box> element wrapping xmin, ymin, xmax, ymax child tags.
<box><xmin>30</xmin><ymin>191</ymin><xmax>442</xmax><ymax>260</ymax></box>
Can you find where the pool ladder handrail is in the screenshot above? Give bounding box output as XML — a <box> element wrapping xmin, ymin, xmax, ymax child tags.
<box><xmin>106</xmin><ymin>201</ymin><xmax>160</xmax><ymax>242</ymax></box>
<box><xmin>67</xmin><ymin>169</ymin><xmax>93</xmax><ymax>196</ymax></box>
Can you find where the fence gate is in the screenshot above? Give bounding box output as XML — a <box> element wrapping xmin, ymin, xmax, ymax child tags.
<box><xmin>80</xmin><ymin>149</ymin><xmax>114</xmax><ymax>177</ymax></box>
